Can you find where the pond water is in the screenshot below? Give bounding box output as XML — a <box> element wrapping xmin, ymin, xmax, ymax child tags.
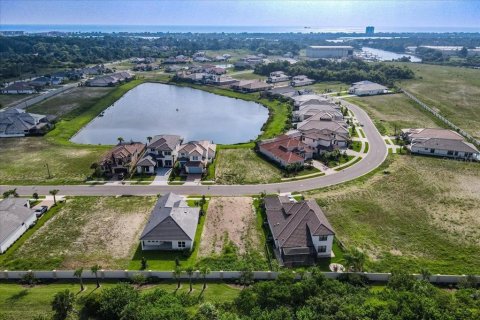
<box><xmin>361</xmin><ymin>47</ymin><xmax>422</xmax><ymax>62</ymax></box>
<box><xmin>71</xmin><ymin>83</ymin><xmax>269</xmax><ymax>145</ymax></box>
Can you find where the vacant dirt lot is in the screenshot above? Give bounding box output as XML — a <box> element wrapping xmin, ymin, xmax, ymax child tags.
<box><xmin>306</xmin><ymin>155</ymin><xmax>480</xmax><ymax>274</ymax></box>
<box><xmin>2</xmin><ymin>196</ymin><xmax>156</xmax><ymax>270</ymax></box>
<box><xmin>199</xmin><ymin>197</ymin><xmax>261</xmax><ymax>257</ymax></box>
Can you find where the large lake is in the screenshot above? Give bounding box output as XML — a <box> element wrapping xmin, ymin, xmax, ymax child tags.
<box><xmin>71</xmin><ymin>83</ymin><xmax>269</xmax><ymax>145</ymax></box>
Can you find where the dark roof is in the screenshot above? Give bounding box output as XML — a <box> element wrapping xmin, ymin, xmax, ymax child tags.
<box><xmin>265</xmin><ymin>196</ymin><xmax>334</xmax><ymax>249</ymax></box>
<box><xmin>140</xmin><ymin>193</ymin><xmax>199</xmax><ymax>241</ymax></box>
<box><xmin>0</xmin><ymin>108</ymin><xmax>48</xmax><ymax>135</ymax></box>
<box><xmin>0</xmin><ymin>198</ymin><xmax>36</xmax><ymax>244</ymax></box>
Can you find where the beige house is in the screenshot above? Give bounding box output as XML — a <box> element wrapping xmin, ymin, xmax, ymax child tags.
<box><xmin>178</xmin><ymin>140</ymin><xmax>217</xmax><ymax>174</ymax></box>
<box><xmin>100</xmin><ymin>142</ymin><xmax>146</xmax><ymax>176</ymax></box>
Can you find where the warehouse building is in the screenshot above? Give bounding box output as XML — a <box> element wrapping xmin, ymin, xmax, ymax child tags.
<box><xmin>306</xmin><ymin>46</ymin><xmax>354</xmax><ymax>59</ymax></box>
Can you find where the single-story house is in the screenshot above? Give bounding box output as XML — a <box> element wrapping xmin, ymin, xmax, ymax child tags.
<box><xmin>231</xmin><ymin>80</ymin><xmax>273</xmax><ymax>93</ymax></box>
<box><xmin>291</xmin><ymin>75</ymin><xmax>315</xmax><ymax>87</ymax></box>
<box><xmin>100</xmin><ymin>141</ymin><xmax>146</xmax><ymax>175</ymax></box>
<box><xmin>0</xmin><ymin>108</ymin><xmax>53</xmax><ymax>137</ymax></box>
<box><xmin>1</xmin><ymin>82</ymin><xmax>36</xmax><ymax>94</ymax></box>
<box><xmin>402</xmin><ymin>128</ymin><xmax>479</xmax><ymax>160</ymax></box>
<box><xmin>348</xmin><ymin>81</ymin><xmax>388</xmax><ymax>96</ymax></box>
<box><xmin>178</xmin><ymin>140</ymin><xmax>217</xmax><ymax>174</ymax></box>
<box><xmin>29</xmin><ymin>76</ymin><xmax>51</xmax><ymax>88</ymax></box>
<box><xmin>140</xmin><ymin>193</ymin><xmax>200</xmax><ymax>251</ymax></box>
<box><xmin>264</xmin><ymin>195</ymin><xmax>335</xmax><ymax>267</ymax></box>
<box><xmin>136</xmin><ymin>135</ymin><xmax>183</xmax><ymax>174</ymax></box>
<box><xmin>258</xmin><ymin>135</ymin><xmax>314</xmax><ymax>167</ymax></box>
<box><xmin>86</xmin><ymin>72</ymin><xmax>134</xmax><ymax>87</ymax></box>
<box><xmin>0</xmin><ymin>198</ymin><xmax>37</xmax><ymax>254</ymax></box>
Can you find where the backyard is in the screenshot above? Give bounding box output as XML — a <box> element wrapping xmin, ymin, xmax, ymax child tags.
<box><xmin>306</xmin><ymin>155</ymin><xmax>480</xmax><ymax>274</ymax></box>
<box><xmin>0</xmin><ymin>196</ymin><xmax>156</xmax><ymax>270</ymax></box>
<box><xmin>346</xmin><ymin>93</ymin><xmax>443</xmax><ymax>136</ymax></box>
<box><xmin>393</xmin><ymin>62</ymin><xmax>480</xmax><ymax>139</ymax></box>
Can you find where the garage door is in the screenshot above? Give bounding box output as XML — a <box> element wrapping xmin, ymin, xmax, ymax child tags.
<box><xmin>187</xmin><ymin>166</ymin><xmax>203</xmax><ymax>174</ymax></box>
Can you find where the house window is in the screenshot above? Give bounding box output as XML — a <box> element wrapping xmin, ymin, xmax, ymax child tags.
<box><xmin>150</xmin><ymin>148</ymin><xmax>155</xmax><ymax>152</ymax></box>
<box><xmin>164</xmin><ymin>151</ymin><xmax>171</xmax><ymax>156</ymax></box>
<box><xmin>192</xmin><ymin>156</ymin><xmax>199</xmax><ymax>161</ymax></box>
<box><xmin>430</xmin><ymin>149</ymin><xmax>435</xmax><ymax>153</ymax></box>
<box><xmin>447</xmin><ymin>150</ymin><xmax>454</xmax><ymax>155</ymax></box>
<box><xmin>178</xmin><ymin>241</ymin><xmax>186</xmax><ymax>248</ymax></box>
<box><xmin>318</xmin><ymin>246</ymin><xmax>327</xmax><ymax>253</ymax></box>
<box><xmin>318</xmin><ymin>235</ymin><xmax>328</xmax><ymax>241</ymax></box>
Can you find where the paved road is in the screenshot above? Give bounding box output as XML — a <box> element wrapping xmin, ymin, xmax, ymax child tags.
<box><xmin>8</xmin><ymin>82</ymin><xmax>80</xmax><ymax>110</ymax></box>
<box><xmin>1</xmin><ymin>100</ymin><xmax>387</xmax><ymax>196</ymax></box>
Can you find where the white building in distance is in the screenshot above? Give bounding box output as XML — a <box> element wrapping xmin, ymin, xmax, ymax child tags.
<box><xmin>306</xmin><ymin>46</ymin><xmax>354</xmax><ymax>59</ymax></box>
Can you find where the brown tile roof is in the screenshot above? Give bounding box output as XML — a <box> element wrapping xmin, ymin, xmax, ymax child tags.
<box><xmin>265</xmin><ymin>196</ymin><xmax>334</xmax><ymax>249</ymax></box>
<box><xmin>101</xmin><ymin>142</ymin><xmax>145</xmax><ymax>163</ymax></box>
<box><xmin>259</xmin><ymin>135</ymin><xmax>313</xmax><ymax>164</ymax></box>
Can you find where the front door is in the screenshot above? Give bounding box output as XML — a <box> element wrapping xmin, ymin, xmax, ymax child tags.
<box><xmin>157</xmin><ymin>160</ymin><xmax>163</xmax><ymax>167</ymax></box>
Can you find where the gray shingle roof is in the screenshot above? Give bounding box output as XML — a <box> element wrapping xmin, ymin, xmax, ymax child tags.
<box><xmin>265</xmin><ymin>196</ymin><xmax>334</xmax><ymax>249</ymax></box>
<box><xmin>412</xmin><ymin>138</ymin><xmax>479</xmax><ymax>153</ymax></box>
<box><xmin>0</xmin><ymin>109</ymin><xmax>47</xmax><ymax>135</ymax></box>
<box><xmin>148</xmin><ymin>135</ymin><xmax>183</xmax><ymax>151</ymax></box>
<box><xmin>140</xmin><ymin>193</ymin><xmax>199</xmax><ymax>241</ymax></box>
<box><xmin>0</xmin><ymin>198</ymin><xmax>35</xmax><ymax>244</ymax></box>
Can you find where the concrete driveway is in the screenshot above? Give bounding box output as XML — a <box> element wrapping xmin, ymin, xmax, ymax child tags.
<box><xmin>150</xmin><ymin>168</ymin><xmax>172</xmax><ymax>185</ymax></box>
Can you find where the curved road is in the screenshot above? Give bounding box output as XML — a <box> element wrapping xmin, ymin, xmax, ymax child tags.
<box><xmin>1</xmin><ymin>100</ymin><xmax>387</xmax><ymax>196</ymax></box>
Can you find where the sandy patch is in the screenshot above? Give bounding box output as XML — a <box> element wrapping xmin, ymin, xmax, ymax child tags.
<box><xmin>198</xmin><ymin>197</ymin><xmax>260</xmax><ymax>257</ymax></box>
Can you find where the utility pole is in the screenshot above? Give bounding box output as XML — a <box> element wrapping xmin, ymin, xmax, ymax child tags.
<box><xmin>45</xmin><ymin>163</ymin><xmax>51</xmax><ymax>179</ymax></box>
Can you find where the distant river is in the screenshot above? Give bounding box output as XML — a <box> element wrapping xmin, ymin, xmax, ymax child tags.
<box><xmin>361</xmin><ymin>47</ymin><xmax>422</xmax><ymax>62</ymax></box>
<box><xmin>71</xmin><ymin>83</ymin><xmax>269</xmax><ymax>145</ymax></box>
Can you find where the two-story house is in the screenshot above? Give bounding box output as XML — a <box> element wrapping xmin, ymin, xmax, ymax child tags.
<box><xmin>99</xmin><ymin>141</ymin><xmax>146</xmax><ymax>176</ymax></box>
<box><xmin>177</xmin><ymin>140</ymin><xmax>217</xmax><ymax>174</ymax></box>
<box><xmin>264</xmin><ymin>195</ymin><xmax>335</xmax><ymax>267</ymax></box>
<box><xmin>136</xmin><ymin>135</ymin><xmax>183</xmax><ymax>174</ymax></box>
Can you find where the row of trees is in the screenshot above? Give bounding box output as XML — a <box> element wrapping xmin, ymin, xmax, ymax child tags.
<box><xmin>49</xmin><ymin>268</ymin><xmax>479</xmax><ymax>320</ymax></box>
<box><xmin>254</xmin><ymin>59</ymin><xmax>415</xmax><ymax>86</ymax></box>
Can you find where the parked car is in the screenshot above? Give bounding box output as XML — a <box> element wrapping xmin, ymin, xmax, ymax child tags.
<box><xmin>34</xmin><ymin>206</ymin><xmax>48</xmax><ymax>217</ymax></box>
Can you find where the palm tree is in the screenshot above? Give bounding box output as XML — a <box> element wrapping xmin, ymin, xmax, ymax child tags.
<box><xmin>117</xmin><ymin>137</ymin><xmax>124</xmax><ymax>144</ymax></box>
<box><xmin>200</xmin><ymin>266</ymin><xmax>210</xmax><ymax>290</ymax></box>
<box><xmin>91</xmin><ymin>264</ymin><xmax>102</xmax><ymax>288</ymax></box>
<box><xmin>173</xmin><ymin>266</ymin><xmax>182</xmax><ymax>289</ymax></box>
<box><xmin>147</xmin><ymin>136</ymin><xmax>152</xmax><ymax>144</ymax></box>
<box><xmin>420</xmin><ymin>268</ymin><xmax>431</xmax><ymax>281</ymax></box>
<box><xmin>74</xmin><ymin>267</ymin><xmax>84</xmax><ymax>291</ymax></box>
<box><xmin>343</xmin><ymin>247</ymin><xmax>366</xmax><ymax>272</ymax></box>
<box><xmin>49</xmin><ymin>189</ymin><xmax>59</xmax><ymax>205</ymax></box>
<box><xmin>185</xmin><ymin>266</ymin><xmax>194</xmax><ymax>292</ymax></box>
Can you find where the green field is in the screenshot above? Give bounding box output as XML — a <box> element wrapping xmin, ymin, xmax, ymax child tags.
<box><xmin>0</xmin><ymin>196</ymin><xmax>156</xmax><ymax>270</ymax></box>
<box><xmin>0</xmin><ymin>93</ymin><xmax>40</xmax><ymax>109</ymax></box>
<box><xmin>306</xmin><ymin>155</ymin><xmax>480</xmax><ymax>274</ymax></box>
<box><xmin>215</xmin><ymin>148</ymin><xmax>284</xmax><ymax>184</ymax></box>
<box><xmin>304</xmin><ymin>81</ymin><xmax>350</xmax><ymax>93</ymax></box>
<box><xmin>346</xmin><ymin>93</ymin><xmax>443</xmax><ymax>136</ymax></box>
<box><xmin>393</xmin><ymin>62</ymin><xmax>480</xmax><ymax>139</ymax></box>
<box><xmin>0</xmin><ymin>281</ymin><xmax>239</xmax><ymax>320</ymax></box>
<box><xmin>27</xmin><ymin>86</ymin><xmax>115</xmax><ymax>117</ymax></box>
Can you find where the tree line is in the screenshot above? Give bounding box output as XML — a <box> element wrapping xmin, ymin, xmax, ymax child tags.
<box><xmin>254</xmin><ymin>59</ymin><xmax>415</xmax><ymax>86</ymax></box>
<box><xmin>46</xmin><ymin>268</ymin><xmax>479</xmax><ymax>320</ymax></box>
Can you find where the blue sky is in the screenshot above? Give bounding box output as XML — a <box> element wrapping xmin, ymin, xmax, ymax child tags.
<box><xmin>1</xmin><ymin>0</ymin><xmax>479</xmax><ymax>28</ymax></box>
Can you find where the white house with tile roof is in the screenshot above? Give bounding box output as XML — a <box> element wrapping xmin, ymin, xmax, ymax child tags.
<box><xmin>0</xmin><ymin>198</ymin><xmax>37</xmax><ymax>254</ymax></box>
<box><xmin>136</xmin><ymin>135</ymin><xmax>183</xmax><ymax>174</ymax></box>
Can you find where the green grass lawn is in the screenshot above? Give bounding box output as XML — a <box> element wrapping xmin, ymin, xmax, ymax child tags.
<box><xmin>364</xmin><ymin>141</ymin><xmax>369</xmax><ymax>153</ymax></box>
<box><xmin>393</xmin><ymin>62</ymin><xmax>480</xmax><ymax>139</ymax></box>
<box><xmin>0</xmin><ymin>93</ymin><xmax>40</xmax><ymax>108</ymax></box>
<box><xmin>1</xmin><ymin>196</ymin><xmax>156</xmax><ymax>270</ymax></box>
<box><xmin>306</xmin><ymin>155</ymin><xmax>480</xmax><ymax>274</ymax></box>
<box><xmin>27</xmin><ymin>87</ymin><xmax>115</xmax><ymax>117</ymax></box>
<box><xmin>231</xmin><ymin>71</ymin><xmax>267</xmax><ymax>81</ymax></box>
<box><xmin>0</xmin><ymin>281</ymin><xmax>239</xmax><ymax>320</ymax></box>
<box><xmin>303</xmin><ymin>81</ymin><xmax>350</xmax><ymax>94</ymax></box>
<box><xmin>346</xmin><ymin>94</ymin><xmax>444</xmax><ymax>136</ymax></box>
<box><xmin>350</xmin><ymin>141</ymin><xmax>362</xmax><ymax>152</ymax></box>
<box><xmin>215</xmin><ymin>148</ymin><xmax>283</xmax><ymax>184</ymax></box>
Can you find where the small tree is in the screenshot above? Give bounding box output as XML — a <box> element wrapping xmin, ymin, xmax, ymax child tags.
<box><xmin>32</xmin><ymin>192</ymin><xmax>39</xmax><ymax>201</ymax></box>
<box><xmin>173</xmin><ymin>266</ymin><xmax>182</xmax><ymax>289</ymax></box>
<box><xmin>200</xmin><ymin>266</ymin><xmax>211</xmax><ymax>290</ymax></box>
<box><xmin>91</xmin><ymin>264</ymin><xmax>102</xmax><ymax>288</ymax></box>
<box><xmin>239</xmin><ymin>267</ymin><xmax>254</xmax><ymax>288</ymax></box>
<box><xmin>141</xmin><ymin>257</ymin><xmax>147</xmax><ymax>270</ymax></box>
<box><xmin>51</xmin><ymin>289</ymin><xmax>75</xmax><ymax>320</ymax></box>
<box><xmin>343</xmin><ymin>247</ymin><xmax>366</xmax><ymax>272</ymax></box>
<box><xmin>49</xmin><ymin>189</ymin><xmax>59</xmax><ymax>205</ymax></box>
<box><xmin>147</xmin><ymin>136</ymin><xmax>152</xmax><ymax>143</ymax></box>
<box><xmin>74</xmin><ymin>267</ymin><xmax>84</xmax><ymax>291</ymax></box>
<box><xmin>419</xmin><ymin>268</ymin><xmax>431</xmax><ymax>281</ymax></box>
<box><xmin>185</xmin><ymin>266</ymin><xmax>194</xmax><ymax>292</ymax></box>
<box><xmin>117</xmin><ymin>137</ymin><xmax>124</xmax><ymax>144</ymax></box>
